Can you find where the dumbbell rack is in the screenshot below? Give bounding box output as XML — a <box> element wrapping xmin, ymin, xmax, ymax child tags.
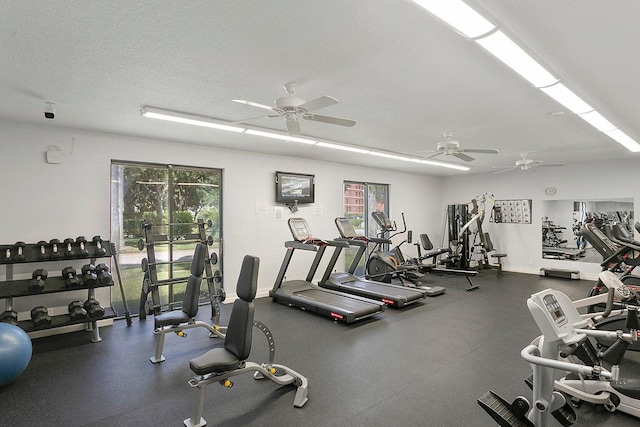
<box><xmin>0</xmin><ymin>238</ymin><xmax>123</xmax><ymax>342</ymax></box>
<box><xmin>138</xmin><ymin>219</ymin><xmax>225</xmax><ymax>327</ymax></box>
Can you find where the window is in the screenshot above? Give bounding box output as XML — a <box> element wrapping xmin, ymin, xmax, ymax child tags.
<box><xmin>343</xmin><ymin>181</ymin><xmax>389</xmax><ymax>274</ymax></box>
<box><xmin>110</xmin><ymin>162</ymin><xmax>222</xmax><ymax>317</ymax></box>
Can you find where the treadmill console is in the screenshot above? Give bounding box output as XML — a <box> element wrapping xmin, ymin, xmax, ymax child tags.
<box><xmin>335</xmin><ymin>217</ymin><xmax>357</xmax><ymax>238</ymax></box>
<box><xmin>288</xmin><ymin>218</ymin><xmax>313</xmax><ymax>242</ymax></box>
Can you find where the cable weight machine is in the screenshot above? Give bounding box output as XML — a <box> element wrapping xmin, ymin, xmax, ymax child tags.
<box><xmin>443</xmin><ymin>193</ymin><xmax>502</xmax><ymax>271</ymax></box>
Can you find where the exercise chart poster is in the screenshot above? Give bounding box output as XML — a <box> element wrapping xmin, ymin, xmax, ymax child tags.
<box><xmin>491</xmin><ymin>199</ymin><xmax>532</xmax><ymax>224</ymax></box>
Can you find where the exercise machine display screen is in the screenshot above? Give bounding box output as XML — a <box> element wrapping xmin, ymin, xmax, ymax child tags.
<box><xmin>335</xmin><ymin>218</ymin><xmax>357</xmax><ymax>238</ymax></box>
<box><xmin>288</xmin><ymin>218</ymin><xmax>312</xmax><ymax>241</ymax></box>
<box><xmin>542</xmin><ymin>294</ymin><xmax>567</xmax><ymax>327</ymax></box>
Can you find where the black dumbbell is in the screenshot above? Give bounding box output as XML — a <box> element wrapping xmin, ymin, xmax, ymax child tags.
<box><xmin>68</xmin><ymin>301</ymin><xmax>87</xmax><ymax>321</ymax></box>
<box><xmin>13</xmin><ymin>241</ymin><xmax>26</xmax><ymax>262</ymax></box>
<box><xmin>49</xmin><ymin>239</ymin><xmax>62</xmax><ymax>259</ymax></box>
<box><xmin>31</xmin><ymin>306</ymin><xmax>52</xmax><ymax>327</ymax></box>
<box><xmin>76</xmin><ymin>236</ymin><xmax>88</xmax><ymax>257</ymax></box>
<box><xmin>83</xmin><ymin>298</ymin><xmax>105</xmax><ymax>319</ymax></box>
<box><xmin>0</xmin><ymin>310</ymin><xmax>18</xmax><ymax>325</ymax></box>
<box><xmin>81</xmin><ymin>264</ymin><xmax>97</xmax><ymax>287</ymax></box>
<box><xmin>62</xmin><ymin>266</ymin><xmax>80</xmax><ymax>287</ymax></box>
<box><xmin>29</xmin><ymin>268</ymin><xmax>48</xmax><ymax>292</ymax></box>
<box><xmin>92</xmin><ymin>236</ymin><xmax>107</xmax><ymax>256</ymax></box>
<box><xmin>63</xmin><ymin>238</ymin><xmax>75</xmax><ymax>257</ymax></box>
<box><xmin>95</xmin><ymin>263</ymin><xmax>112</xmax><ymax>285</ymax></box>
<box><xmin>37</xmin><ymin>240</ymin><xmax>48</xmax><ymax>259</ymax></box>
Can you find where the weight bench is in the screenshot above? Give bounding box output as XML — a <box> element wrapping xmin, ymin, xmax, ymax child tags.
<box><xmin>184</xmin><ymin>255</ymin><xmax>309</xmax><ymax>427</ymax></box>
<box><xmin>150</xmin><ymin>243</ymin><xmax>226</xmax><ymax>364</ymax></box>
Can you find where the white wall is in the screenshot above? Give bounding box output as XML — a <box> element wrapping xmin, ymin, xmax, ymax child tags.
<box><xmin>3</xmin><ymin>117</ymin><xmax>638</xmax><ymax>315</ymax></box>
<box><xmin>0</xmin><ymin>119</ymin><xmax>443</xmax><ymax>314</ymax></box>
<box><xmin>441</xmin><ymin>160</ymin><xmax>640</xmax><ymax>279</ymax></box>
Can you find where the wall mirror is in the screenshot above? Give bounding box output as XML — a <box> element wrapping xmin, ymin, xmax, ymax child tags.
<box><xmin>542</xmin><ymin>198</ymin><xmax>634</xmax><ymax>263</ymax></box>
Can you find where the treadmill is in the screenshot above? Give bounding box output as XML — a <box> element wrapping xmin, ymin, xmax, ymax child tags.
<box><xmin>316</xmin><ymin>218</ymin><xmax>428</xmax><ymax>307</ymax></box>
<box><xmin>270</xmin><ymin>218</ymin><xmax>386</xmax><ymax>323</ymax></box>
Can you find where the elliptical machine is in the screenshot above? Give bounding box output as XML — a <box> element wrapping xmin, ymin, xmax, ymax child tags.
<box><xmin>365</xmin><ymin>211</ymin><xmax>445</xmax><ymax>297</ymax></box>
<box><xmin>478</xmin><ymin>271</ymin><xmax>640</xmax><ymax>426</ymax></box>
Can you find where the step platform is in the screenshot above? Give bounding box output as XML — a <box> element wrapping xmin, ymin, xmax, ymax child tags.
<box><xmin>540</xmin><ymin>268</ymin><xmax>580</xmax><ymax>280</ymax></box>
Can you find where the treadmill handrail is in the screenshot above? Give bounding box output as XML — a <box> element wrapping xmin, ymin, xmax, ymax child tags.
<box><xmin>285</xmin><ymin>239</ymin><xmax>349</xmax><ymax>249</ymax></box>
<box><xmin>337</xmin><ymin>235</ymin><xmax>390</xmax><ymax>245</ymax></box>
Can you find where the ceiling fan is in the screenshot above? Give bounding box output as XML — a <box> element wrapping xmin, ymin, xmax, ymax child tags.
<box><xmin>232</xmin><ymin>83</ymin><xmax>356</xmax><ymax>135</ymax></box>
<box><xmin>493</xmin><ymin>153</ymin><xmax>566</xmax><ymax>174</ymax></box>
<box><xmin>425</xmin><ymin>132</ymin><xmax>499</xmax><ymax>162</ymax></box>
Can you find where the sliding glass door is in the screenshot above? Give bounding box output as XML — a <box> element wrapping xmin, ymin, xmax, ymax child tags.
<box><xmin>110</xmin><ymin>162</ymin><xmax>222</xmax><ymax>316</ymax></box>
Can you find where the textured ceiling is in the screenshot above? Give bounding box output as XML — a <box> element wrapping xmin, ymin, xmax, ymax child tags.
<box><xmin>1</xmin><ymin>0</ymin><xmax>638</xmax><ymax>176</ymax></box>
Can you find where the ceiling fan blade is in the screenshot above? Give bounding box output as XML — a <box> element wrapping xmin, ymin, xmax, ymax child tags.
<box><xmin>493</xmin><ymin>167</ymin><xmax>516</xmax><ymax>174</ymax></box>
<box><xmin>424</xmin><ymin>152</ymin><xmax>443</xmax><ymax>159</ymax></box>
<box><xmin>461</xmin><ymin>149</ymin><xmax>499</xmax><ymax>154</ymax></box>
<box><xmin>303</xmin><ymin>114</ymin><xmax>356</xmax><ymax>127</ymax></box>
<box><xmin>537</xmin><ymin>162</ymin><xmax>566</xmax><ymax>167</ymax></box>
<box><xmin>299</xmin><ymin>96</ymin><xmax>338</xmax><ymax>112</ymax></box>
<box><xmin>285</xmin><ymin>117</ymin><xmax>301</xmax><ymax>135</ymax></box>
<box><xmin>232</xmin><ymin>99</ymin><xmax>274</xmax><ymax>111</ymax></box>
<box><xmin>228</xmin><ymin>114</ymin><xmax>280</xmax><ymax>125</ymax></box>
<box><xmin>453</xmin><ymin>152</ymin><xmax>475</xmax><ymax>162</ymax></box>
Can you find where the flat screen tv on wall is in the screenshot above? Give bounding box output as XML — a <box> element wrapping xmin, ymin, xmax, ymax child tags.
<box><xmin>275</xmin><ymin>171</ymin><xmax>315</xmax><ymax>204</ymax></box>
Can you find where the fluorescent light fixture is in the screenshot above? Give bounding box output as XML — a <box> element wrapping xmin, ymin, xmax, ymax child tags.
<box><xmin>140</xmin><ymin>107</ymin><xmax>472</xmax><ymax>171</ymax></box>
<box><xmin>412</xmin><ymin>1</ymin><xmax>638</xmax><ymax>156</ymax></box>
<box><xmin>475</xmin><ymin>31</ymin><xmax>558</xmax><ymax>88</ymax></box>
<box><xmin>411</xmin><ymin>158</ymin><xmax>470</xmax><ymax>171</ymax></box>
<box><xmin>369</xmin><ymin>151</ymin><xmax>412</xmax><ymax>161</ymax></box>
<box><xmin>245</xmin><ymin>129</ymin><xmax>317</xmax><ymax>145</ymax></box>
<box><xmin>540</xmin><ymin>83</ymin><xmax>593</xmax><ymax>114</ymax></box>
<box><xmin>316</xmin><ymin>141</ymin><xmax>370</xmax><ymax>154</ymax></box>
<box><xmin>411</xmin><ymin>0</ymin><xmax>495</xmax><ymax>38</ymax></box>
<box><xmin>141</xmin><ymin>107</ymin><xmax>245</xmax><ymax>133</ymax></box>
<box><xmin>602</xmin><ymin>129</ymin><xmax>640</xmax><ymax>152</ymax></box>
<box><xmin>576</xmin><ymin>110</ymin><xmax>616</xmax><ymax>132</ymax></box>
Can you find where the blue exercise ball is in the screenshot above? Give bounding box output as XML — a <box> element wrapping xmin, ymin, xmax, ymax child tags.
<box><xmin>0</xmin><ymin>323</ymin><xmax>32</xmax><ymax>387</ymax></box>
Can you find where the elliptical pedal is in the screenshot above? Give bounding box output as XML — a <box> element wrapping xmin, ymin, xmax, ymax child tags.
<box><xmin>552</xmin><ymin>403</ymin><xmax>577</xmax><ymax>427</ymax></box>
<box><xmin>477</xmin><ymin>390</ymin><xmax>534</xmax><ymax>427</ymax></box>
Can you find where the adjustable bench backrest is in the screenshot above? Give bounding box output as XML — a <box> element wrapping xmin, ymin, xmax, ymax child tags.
<box><xmin>182</xmin><ymin>243</ymin><xmax>207</xmax><ymax>318</ymax></box>
<box><xmin>224</xmin><ymin>255</ymin><xmax>259</xmax><ymax>361</ymax></box>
